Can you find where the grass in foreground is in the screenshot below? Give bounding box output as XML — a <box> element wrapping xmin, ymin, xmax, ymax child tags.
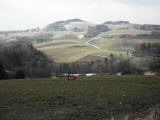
<box><xmin>0</xmin><ymin>75</ymin><xmax>160</xmax><ymax>120</ymax></box>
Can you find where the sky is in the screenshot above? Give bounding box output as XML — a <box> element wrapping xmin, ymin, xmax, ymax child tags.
<box><xmin>0</xmin><ymin>0</ymin><xmax>160</xmax><ymax>31</ymax></box>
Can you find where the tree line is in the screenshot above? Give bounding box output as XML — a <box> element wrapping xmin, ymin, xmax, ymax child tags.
<box><xmin>53</xmin><ymin>54</ymin><xmax>142</xmax><ymax>76</ymax></box>
<box><xmin>133</xmin><ymin>42</ymin><xmax>160</xmax><ymax>71</ymax></box>
<box><xmin>2</xmin><ymin>41</ymin><xmax>157</xmax><ymax>80</ymax></box>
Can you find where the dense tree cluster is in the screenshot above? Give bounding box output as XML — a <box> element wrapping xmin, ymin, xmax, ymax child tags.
<box><xmin>133</xmin><ymin>42</ymin><xmax>160</xmax><ymax>71</ymax></box>
<box><xmin>54</xmin><ymin>54</ymin><xmax>141</xmax><ymax>75</ymax></box>
<box><xmin>134</xmin><ymin>43</ymin><xmax>160</xmax><ymax>56</ymax></box>
<box><xmin>0</xmin><ymin>41</ymin><xmax>54</xmax><ymax>79</ymax></box>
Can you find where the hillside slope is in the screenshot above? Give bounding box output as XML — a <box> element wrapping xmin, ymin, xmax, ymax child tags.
<box><xmin>1</xmin><ymin>19</ymin><xmax>160</xmax><ymax>63</ymax></box>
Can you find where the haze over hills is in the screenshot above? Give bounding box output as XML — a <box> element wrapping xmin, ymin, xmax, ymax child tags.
<box><xmin>0</xmin><ymin>18</ymin><xmax>160</xmax><ymax>63</ymax></box>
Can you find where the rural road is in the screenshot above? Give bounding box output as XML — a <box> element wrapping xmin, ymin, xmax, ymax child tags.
<box><xmin>85</xmin><ymin>37</ymin><xmax>129</xmax><ymax>58</ymax></box>
<box><xmin>86</xmin><ymin>38</ymin><xmax>101</xmax><ymax>50</ymax></box>
<box><xmin>86</xmin><ymin>38</ymin><xmax>108</xmax><ymax>58</ymax></box>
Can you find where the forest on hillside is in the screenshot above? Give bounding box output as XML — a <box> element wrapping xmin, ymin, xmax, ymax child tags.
<box><xmin>0</xmin><ymin>40</ymin><xmax>160</xmax><ymax>79</ymax></box>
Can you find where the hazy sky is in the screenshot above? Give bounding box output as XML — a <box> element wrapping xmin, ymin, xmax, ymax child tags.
<box><xmin>0</xmin><ymin>0</ymin><xmax>160</xmax><ymax>30</ymax></box>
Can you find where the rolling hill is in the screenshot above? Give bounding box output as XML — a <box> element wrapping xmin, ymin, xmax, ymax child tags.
<box><xmin>1</xmin><ymin>18</ymin><xmax>160</xmax><ymax>63</ymax></box>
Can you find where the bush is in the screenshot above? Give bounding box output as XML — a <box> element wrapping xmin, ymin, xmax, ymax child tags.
<box><xmin>0</xmin><ymin>62</ymin><xmax>8</xmax><ymax>79</ymax></box>
<box><xmin>15</xmin><ymin>70</ymin><xmax>25</xmax><ymax>79</ymax></box>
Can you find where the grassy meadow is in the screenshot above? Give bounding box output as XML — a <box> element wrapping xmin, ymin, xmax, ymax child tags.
<box><xmin>34</xmin><ymin>37</ymin><xmax>160</xmax><ymax>63</ymax></box>
<box><xmin>0</xmin><ymin>75</ymin><xmax>160</xmax><ymax>120</ymax></box>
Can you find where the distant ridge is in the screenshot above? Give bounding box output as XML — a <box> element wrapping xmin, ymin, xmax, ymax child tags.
<box><xmin>45</xmin><ymin>18</ymin><xmax>85</xmax><ymax>31</ymax></box>
<box><xmin>53</xmin><ymin>18</ymin><xmax>84</xmax><ymax>25</ymax></box>
<box><xmin>103</xmin><ymin>21</ymin><xmax>130</xmax><ymax>25</ymax></box>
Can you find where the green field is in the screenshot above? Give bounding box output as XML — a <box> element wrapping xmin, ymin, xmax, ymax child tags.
<box><xmin>0</xmin><ymin>76</ymin><xmax>160</xmax><ymax>120</ymax></box>
<box><xmin>34</xmin><ymin>37</ymin><xmax>160</xmax><ymax>63</ymax></box>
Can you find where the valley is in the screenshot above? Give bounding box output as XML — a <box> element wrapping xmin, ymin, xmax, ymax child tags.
<box><xmin>1</xmin><ymin>19</ymin><xmax>160</xmax><ymax>73</ymax></box>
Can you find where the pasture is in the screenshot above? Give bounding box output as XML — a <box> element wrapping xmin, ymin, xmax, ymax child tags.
<box><xmin>35</xmin><ymin>37</ymin><xmax>160</xmax><ymax>63</ymax></box>
<box><xmin>0</xmin><ymin>75</ymin><xmax>160</xmax><ymax>120</ymax></box>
